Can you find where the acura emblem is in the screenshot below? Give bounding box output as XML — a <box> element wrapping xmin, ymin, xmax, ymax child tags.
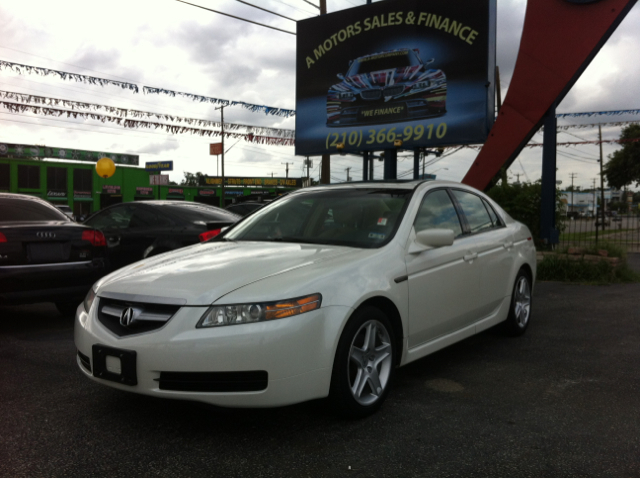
<box><xmin>36</xmin><ymin>231</ymin><xmax>56</xmax><ymax>238</ymax></box>
<box><xmin>120</xmin><ymin>307</ymin><xmax>135</xmax><ymax>327</ymax></box>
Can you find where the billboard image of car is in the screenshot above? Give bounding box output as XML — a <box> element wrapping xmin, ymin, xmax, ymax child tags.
<box><xmin>327</xmin><ymin>48</ymin><xmax>447</xmax><ymax>127</ymax></box>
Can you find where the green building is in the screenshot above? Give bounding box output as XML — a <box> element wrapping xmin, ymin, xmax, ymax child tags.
<box><xmin>0</xmin><ymin>156</ymin><xmax>301</xmax><ymax>219</ymax></box>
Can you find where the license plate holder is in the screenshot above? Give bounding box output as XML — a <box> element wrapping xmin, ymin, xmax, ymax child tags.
<box><xmin>28</xmin><ymin>243</ymin><xmax>65</xmax><ymax>263</ymax></box>
<box><xmin>92</xmin><ymin>344</ymin><xmax>137</xmax><ymax>386</ymax></box>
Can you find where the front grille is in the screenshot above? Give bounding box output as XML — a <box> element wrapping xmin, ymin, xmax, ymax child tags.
<box><xmin>97</xmin><ymin>297</ymin><xmax>181</xmax><ymax>337</ymax></box>
<box><xmin>156</xmin><ymin>371</ymin><xmax>268</xmax><ymax>392</ymax></box>
<box><xmin>360</xmin><ymin>89</ymin><xmax>381</xmax><ymax>100</ymax></box>
<box><xmin>77</xmin><ymin>350</ymin><xmax>91</xmax><ymax>372</ymax></box>
<box><xmin>383</xmin><ymin>85</ymin><xmax>404</xmax><ymax>97</ymax></box>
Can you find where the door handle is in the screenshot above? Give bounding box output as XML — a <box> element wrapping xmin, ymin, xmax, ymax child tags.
<box><xmin>463</xmin><ymin>252</ymin><xmax>478</xmax><ymax>262</ymax></box>
<box><xmin>503</xmin><ymin>241</ymin><xmax>514</xmax><ymax>249</ymax></box>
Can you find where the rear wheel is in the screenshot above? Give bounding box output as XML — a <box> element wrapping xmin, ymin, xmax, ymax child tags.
<box><xmin>502</xmin><ymin>269</ymin><xmax>532</xmax><ymax>336</ymax></box>
<box><xmin>329</xmin><ymin>306</ymin><xmax>396</xmax><ymax>418</ymax></box>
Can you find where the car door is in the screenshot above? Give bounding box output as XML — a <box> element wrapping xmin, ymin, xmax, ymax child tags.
<box><xmin>405</xmin><ymin>188</ymin><xmax>481</xmax><ymax>348</ymax></box>
<box><xmin>450</xmin><ymin>189</ymin><xmax>517</xmax><ymax>317</ymax></box>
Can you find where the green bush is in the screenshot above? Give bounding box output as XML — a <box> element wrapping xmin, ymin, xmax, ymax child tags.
<box><xmin>537</xmin><ymin>255</ymin><xmax>640</xmax><ymax>284</ymax></box>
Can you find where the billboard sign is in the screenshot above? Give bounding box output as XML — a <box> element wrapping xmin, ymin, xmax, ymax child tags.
<box><xmin>295</xmin><ymin>0</ymin><xmax>496</xmax><ymax>156</ymax></box>
<box><xmin>210</xmin><ymin>143</ymin><xmax>223</xmax><ymax>155</ymax></box>
<box><xmin>145</xmin><ymin>161</ymin><xmax>173</xmax><ymax>172</ymax></box>
<box><xmin>149</xmin><ymin>174</ymin><xmax>169</xmax><ymax>185</ymax></box>
<box><xmin>0</xmin><ymin>143</ymin><xmax>139</xmax><ymax>165</ymax></box>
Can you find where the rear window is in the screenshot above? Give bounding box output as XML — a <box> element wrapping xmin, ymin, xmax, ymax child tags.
<box><xmin>154</xmin><ymin>203</ymin><xmax>241</xmax><ymax>223</ymax></box>
<box><xmin>0</xmin><ymin>197</ymin><xmax>69</xmax><ymax>222</ymax></box>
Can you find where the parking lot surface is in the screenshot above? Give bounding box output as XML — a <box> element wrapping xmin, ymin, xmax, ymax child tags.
<box><xmin>1</xmin><ymin>280</ymin><xmax>639</xmax><ymax>477</ymax></box>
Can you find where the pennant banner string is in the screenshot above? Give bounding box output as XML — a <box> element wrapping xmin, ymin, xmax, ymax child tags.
<box><xmin>0</xmin><ymin>90</ymin><xmax>295</xmax><ymax>138</ymax></box>
<box><xmin>0</xmin><ymin>59</ymin><xmax>139</xmax><ymax>93</ymax></box>
<box><xmin>142</xmin><ymin>86</ymin><xmax>296</xmax><ymax>118</ymax></box>
<box><xmin>0</xmin><ymin>100</ymin><xmax>295</xmax><ymax>146</ymax></box>
<box><xmin>556</xmin><ymin>109</ymin><xmax>640</xmax><ymax>119</ymax></box>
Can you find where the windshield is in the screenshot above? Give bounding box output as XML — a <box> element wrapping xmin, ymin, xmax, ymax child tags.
<box><xmin>346</xmin><ymin>49</ymin><xmax>421</xmax><ymax>76</ymax></box>
<box><xmin>224</xmin><ymin>188</ymin><xmax>411</xmax><ymax>248</ymax></box>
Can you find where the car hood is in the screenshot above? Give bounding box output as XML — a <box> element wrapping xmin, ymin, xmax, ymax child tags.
<box><xmin>97</xmin><ymin>241</ymin><xmax>355</xmax><ymax>305</ymax></box>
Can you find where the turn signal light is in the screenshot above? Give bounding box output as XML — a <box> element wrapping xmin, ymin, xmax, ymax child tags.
<box><xmin>199</xmin><ymin>229</ymin><xmax>222</xmax><ymax>242</ymax></box>
<box><xmin>265</xmin><ymin>294</ymin><xmax>322</xmax><ymax>320</ymax></box>
<box><xmin>81</xmin><ymin>229</ymin><xmax>107</xmax><ymax>247</ymax></box>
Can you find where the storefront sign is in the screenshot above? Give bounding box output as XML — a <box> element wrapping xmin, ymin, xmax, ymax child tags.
<box><xmin>47</xmin><ymin>190</ymin><xmax>67</xmax><ymax>198</ymax></box>
<box><xmin>224</xmin><ymin>189</ymin><xmax>245</xmax><ymax>196</ymax></box>
<box><xmin>136</xmin><ymin>187</ymin><xmax>154</xmax><ymax>197</ymax></box>
<box><xmin>201</xmin><ymin>176</ymin><xmax>302</xmax><ymax>187</ymax></box>
<box><xmin>73</xmin><ymin>190</ymin><xmax>92</xmax><ymax>199</ymax></box>
<box><xmin>102</xmin><ymin>185</ymin><xmax>121</xmax><ymax>194</ymax></box>
<box><xmin>198</xmin><ymin>189</ymin><xmax>217</xmax><ymax>196</ymax></box>
<box><xmin>0</xmin><ymin>143</ymin><xmax>139</xmax><ymax>165</ymax></box>
<box><xmin>295</xmin><ymin>0</ymin><xmax>496</xmax><ymax>156</ymax></box>
<box><xmin>149</xmin><ymin>174</ymin><xmax>169</xmax><ymax>185</ymax></box>
<box><xmin>167</xmin><ymin>188</ymin><xmax>184</xmax><ymax>197</ymax></box>
<box><xmin>145</xmin><ymin>161</ymin><xmax>173</xmax><ymax>172</ymax></box>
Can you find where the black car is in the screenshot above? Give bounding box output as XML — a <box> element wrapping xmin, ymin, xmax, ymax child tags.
<box><xmin>0</xmin><ymin>193</ymin><xmax>108</xmax><ymax>315</ymax></box>
<box><xmin>83</xmin><ymin>201</ymin><xmax>241</xmax><ymax>272</ymax></box>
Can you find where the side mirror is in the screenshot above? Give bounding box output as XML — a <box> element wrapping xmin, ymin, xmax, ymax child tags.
<box><xmin>416</xmin><ymin>228</ymin><xmax>455</xmax><ymax>247</ymax></box>
<box><xmin>337</xmin><ymin>73</ymin><xmax>345</xmax><ymax>80</ymax></box>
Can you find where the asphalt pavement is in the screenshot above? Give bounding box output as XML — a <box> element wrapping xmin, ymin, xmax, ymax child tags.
<box><xmin>1</xmin><ymin>278</ymin><xmax>639</xmax><ymax>477</ymax></box>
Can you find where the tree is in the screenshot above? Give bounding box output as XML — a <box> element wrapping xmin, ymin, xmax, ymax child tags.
<box><xmin>603</xmin><ymin>124</ymin><xmax>640</xmax><ymax>189</ymax></box>
<box><xmin>486</xmin><ymin>180</ymin><xmax>565</xmax><ymax>247</ymax></box>
<box><xmin>180</xmin><ymin>171</ymin><xmax>205</xmax><ymax>186</ymax></box>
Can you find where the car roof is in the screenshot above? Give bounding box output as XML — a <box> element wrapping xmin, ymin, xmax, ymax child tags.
<box><xmin>298</xmin><ymin>180</ymin><xmax>470</xmax><ymax>192</ymax></box>
<box><xmin>0</xmin><ymin>192</ymin><xmax>54</xmax><ymax>204</ymax></box>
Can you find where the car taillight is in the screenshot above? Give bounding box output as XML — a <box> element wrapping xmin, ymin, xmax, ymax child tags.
<box><xmin>0</xmin><ymin>232</ymin><xmax>6</xmax><ymax>243</ymax></box>
<box><xmin>199</xmin><ymin>229</ymin><xmax>222</xmax><ymax>242</ymax></box>
<box><xmin>82</xmin><ymin>229</ymin><xmax>107</xmax><ymax>247</ymax></box>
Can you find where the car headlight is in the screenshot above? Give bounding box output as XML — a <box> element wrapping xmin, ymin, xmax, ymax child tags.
<box><xmin>197</xmin><ymin>293</ymin><xmax>322</xmax><ymax>328</ymax></box>
<box><xmin>83</xmin><ymin>285</ymin><xmax>97</xmax><ymax>313</ymax></box>
<box><xmin>412</xmin><ymin>80</ymin><xmax>431</xmax><ymax>90</ymax></box>
<box><xmin>336</xmin><ymin>91</ymin><xmax>354</xmax><ymax>99</ymax></box>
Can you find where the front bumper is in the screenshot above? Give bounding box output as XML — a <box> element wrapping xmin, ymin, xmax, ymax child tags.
<box><xmin>74</xmin><ymin>300</ymin><xmax>352</xmax><ymax>407</ymax></box>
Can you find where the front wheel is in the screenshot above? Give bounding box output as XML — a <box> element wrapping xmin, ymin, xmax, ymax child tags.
<box><xmin>329</xmin><ymin>306</ymin><xmax>396</xmax><ymax>418</ymax></box>
<box><xmin>502</xmin><ymin>269</ymin><xmax>532</xmax><ymax>336</ymax></box>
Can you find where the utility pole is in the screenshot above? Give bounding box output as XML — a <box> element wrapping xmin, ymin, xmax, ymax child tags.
<box><xmin>281</xmin><ymin>162</ymin><xmax>291</xmax><ymax>178</ymax></box>
<box><xmin>345</xmin><ymin>167</ymin><xmax>351</xmax><ymax>182</ymax></box>
<box><xmin>319</xmin><ymin>0</ymin><xmax>330</xmax><ymax>184</ymax></box>
<box><xmin>592</xmin><ymin>178</ymin><xmax>597</xmax><ymax>216</ymax></box>
<box><xmin>569</xmin><ymin>173</ymin><xmax>578</xmax><ymax>213</ymax></box>
<box><xmin>306</xmin><ymin>156</ymin><xmax>311</xmax><ymax>186</ymax></box>
<box><xmin>215</xmin><ymin>105</ymin><xmax>226</xmax><ymax>208</ymax></box>
<box><xmin>598</xmin><ymin>125</ymin><xmax>606</xmax><ymax>243</ymax></box>
<box><xmin>515</xmin><ymin>173</ymin><xmax>521</xmax><ymax>184</ymax></box>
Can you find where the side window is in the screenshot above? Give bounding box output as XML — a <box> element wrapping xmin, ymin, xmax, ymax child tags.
<box><xmin>452</xmin><ymin>190</ymin><xmax>493</xmax><ymax>234</ymax></box>
<box><xmin>414</xmin><ymin>190</ymin><xmax>463</xmax><ymax>237</ymax></box>
<box><xmin>86</xmin><ymin>205</ymin><xmax>133</xmax><ymax>230</ymax></box>
<box><xmin>129</xmin><ymin>207</ymin><xmax>174</xmax><ymax>228</ymax></box>
<box><xmin>482</xmin><ymin>199</ymin><xmax>503</xmax><ymax>227</ymax></box>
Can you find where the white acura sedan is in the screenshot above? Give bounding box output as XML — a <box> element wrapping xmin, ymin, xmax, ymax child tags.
<box><xmin>75</xmin><ymin>180</ymin><xmax>536</xmax><ymax>417</ymax></box>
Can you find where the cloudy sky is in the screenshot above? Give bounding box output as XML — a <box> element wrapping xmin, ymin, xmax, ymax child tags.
<box><xmin>0</xmin><ymin>0</ymin><xmax>638</xmax><ymax>190</ymax></box>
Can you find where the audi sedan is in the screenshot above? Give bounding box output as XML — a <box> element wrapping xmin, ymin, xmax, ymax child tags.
<box><xmin>75</xmin><ymin>181</ymin><xmax>536</xmax><ymax>417</ymax></box>
<box><xmin>0</xmin><ymin>193</ymin><xmax>108</xmax><ymax>315</ymax></box>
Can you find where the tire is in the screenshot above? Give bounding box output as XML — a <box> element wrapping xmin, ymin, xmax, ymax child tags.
<box><xmin>329</xmin><ymin>306</ymin><xmax>396</xmax><ymax>418</ymax></box>
<box><xmin>55</xmin><ymin>301</ymin><xmax>80</xmax><ymax>317</ymax></box>
<box><xmin>502</xmin><ymin>269</ymin><xmax>532</xmax><ymax>337</ymax></box>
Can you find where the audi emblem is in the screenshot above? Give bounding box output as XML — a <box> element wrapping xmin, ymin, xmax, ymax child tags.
<box><xmin>36</xmin><ymin>231</ymin><xmax>56</xmax><ymax>238</ymax></box>
<box><xmin>120</xmin><ymin>307</ymin><xmax>135</xmax><ymax>327</ymax></box>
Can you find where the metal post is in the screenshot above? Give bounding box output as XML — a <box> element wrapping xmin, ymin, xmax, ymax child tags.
<box><xmin>413</xmin><ymin>149</ymin><xmax>420</xmax><ymax>179</ymax></box>
<box><xmin>363</xmin><ymin>151</ymin><xmax>369</xmax><ymax>181</ymax></box>
<box><xmin>383</xmin><ymin>149</ymin><xmax>397</xmax><ymax>180</ymax></box>
<box><xmin>599</xmin><ymin>125</ymin><xmax>606</xmax><ymax>244</ymax></box>
<box><xmin>220</xmin><ymin>106</ymin><xmax>225</xmax><ymax>208</ymax></box>
<box><xmin>540</xmin><ymin>103</ymin><xmax>559</xmax><ymax>246</ymax></box>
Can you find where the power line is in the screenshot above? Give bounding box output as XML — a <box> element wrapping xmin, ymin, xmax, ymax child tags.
<box><xmin>175</xmin><ymin>0</ymin><xmax>296</xmax><ymax>35</ymax></box>
<box><xmin>234</xmin><ymin>0</ymin><xmax>297</xmax><ymax>21</ymax></box>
